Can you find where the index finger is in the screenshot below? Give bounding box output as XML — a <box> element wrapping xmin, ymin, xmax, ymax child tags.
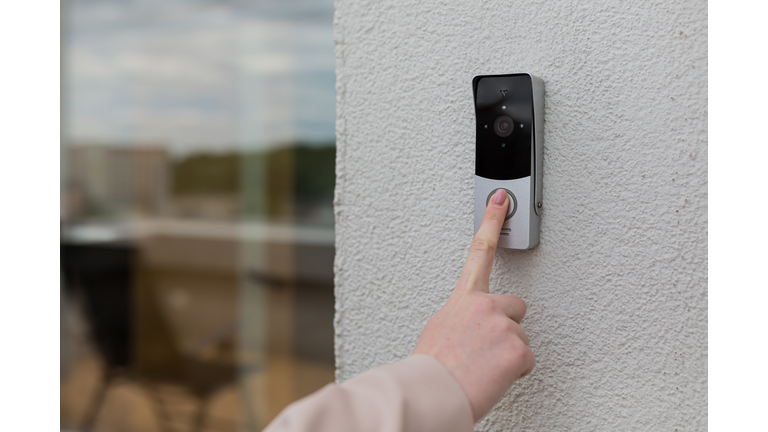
<box><xmin>458</xmin><ymin>189</ymin><xmax>509</xmax><ymax>292</ymax></box>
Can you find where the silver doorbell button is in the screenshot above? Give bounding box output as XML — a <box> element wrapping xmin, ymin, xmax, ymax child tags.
<box><xmin>473</xmin><ymin>73</ymin><xmax>544</xmax><ymax>249</ymax></box>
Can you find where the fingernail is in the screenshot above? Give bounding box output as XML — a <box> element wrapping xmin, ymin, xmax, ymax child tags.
<box><xmin>493</xmin><ymin>189</ymin><xmax>506</xmax><ymax>206</ymax></box>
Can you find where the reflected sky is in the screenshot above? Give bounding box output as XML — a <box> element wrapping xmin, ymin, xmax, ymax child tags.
<box><xmin>65</xmin><ymin>0</ymin><xmax>336</xmax><ymax>156</ymax></box>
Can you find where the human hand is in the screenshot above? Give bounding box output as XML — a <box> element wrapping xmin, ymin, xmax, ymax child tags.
<box><xmin>412</xmin><ymin>189</ymin><xmax>535</xmax><ymax>422</ymax></box>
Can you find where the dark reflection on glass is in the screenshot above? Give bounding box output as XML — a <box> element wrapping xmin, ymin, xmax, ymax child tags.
<box><xmin>60</xmin><ymin>1</ymin><xmax>336</xmax><ymax>431</ymax></box>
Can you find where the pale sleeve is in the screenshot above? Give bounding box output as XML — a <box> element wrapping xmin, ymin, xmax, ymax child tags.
<box><xmin>262</xmin><ymin>354</ymin><xmax>474</xmax><ymax>432</ymax></box>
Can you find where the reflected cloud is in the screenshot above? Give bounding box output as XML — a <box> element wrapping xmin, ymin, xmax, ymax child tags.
<box><xmin>67</xmin><ymin>0</ymin><xmax>336</xmax><ymax>155</ymax></box>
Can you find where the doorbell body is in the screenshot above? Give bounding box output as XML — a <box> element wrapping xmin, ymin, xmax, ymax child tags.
<box><xmin>473</xmin><ymin>73</ymin><xmax>544</xmax><ymax>249</ymax></box>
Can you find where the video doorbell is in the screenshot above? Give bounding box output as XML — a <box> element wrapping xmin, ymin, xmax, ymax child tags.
<box><xmin>473</xmin><ymin>73</ymin><xmax>544</xmax><ymax>249</ymax></box>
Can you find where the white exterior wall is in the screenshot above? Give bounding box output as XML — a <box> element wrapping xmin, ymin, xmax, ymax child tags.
<box><xmin>333</xmin><ymin>1</ymin><xmax>707</xmax><ymax>430</ymax></box>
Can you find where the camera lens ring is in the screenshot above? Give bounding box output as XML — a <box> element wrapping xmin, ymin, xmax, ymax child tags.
<box><xmin>493</xmin><ymin>115</ymin><xmax>514</xmax><ymax>137</ymax></box>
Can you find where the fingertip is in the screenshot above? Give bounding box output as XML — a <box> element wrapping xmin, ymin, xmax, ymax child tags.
<box><xmin>481</xmin><ymin>191</ymin><xmax>508</xmax><ymax>226</ymax></box>
<box><xmin>491</xmin><ymin>189</ymin><xmax>507</xmax><ymax>208</ymax></box>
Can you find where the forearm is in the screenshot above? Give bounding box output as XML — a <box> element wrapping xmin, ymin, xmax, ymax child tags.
<box><xmin>263</xmin><ymin>355</ymin><xmax>473</xmax><ymax>432</ymax></box>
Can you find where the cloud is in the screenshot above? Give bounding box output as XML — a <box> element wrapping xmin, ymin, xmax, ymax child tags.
<box><xmin>66</xmin><ymin>0</ymin><xmax>336</xmax><ymax>155</ymax></box>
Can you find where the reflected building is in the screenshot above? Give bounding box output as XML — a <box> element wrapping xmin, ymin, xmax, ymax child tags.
<box><xmin>66</xmin><ymin>144</ymin><xmax>170</xmax><ymax>219</ymax></box>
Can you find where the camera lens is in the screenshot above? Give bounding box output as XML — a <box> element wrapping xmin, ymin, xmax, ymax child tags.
<box><xmin>493</xmin><ymin>115</ymin><xmax>514</xmax><ymax>137</ymax></box>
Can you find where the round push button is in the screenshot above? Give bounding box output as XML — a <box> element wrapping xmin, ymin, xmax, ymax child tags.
<box><xmin>485</xmin><ymin>188</ymin><xmax>517</xmax><ymax>220</ymax></box>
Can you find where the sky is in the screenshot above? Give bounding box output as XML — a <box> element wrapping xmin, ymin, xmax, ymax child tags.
<box><xmin>65</xmin><ymin>0</ymin><xmax>336</xmax><ymax>156</ymax></box>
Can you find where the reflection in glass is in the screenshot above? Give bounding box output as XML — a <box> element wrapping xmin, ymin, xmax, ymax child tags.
<box><xmin>60</xmin><ymin>1</ymin><xmax>336</xmax><ymax>430</ymax></box>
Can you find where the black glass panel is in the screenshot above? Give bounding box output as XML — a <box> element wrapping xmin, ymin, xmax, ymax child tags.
<box><xmin>474</xmin><ymin>74</ymin><xmax>534</xmax><ymax>180</ymax></box>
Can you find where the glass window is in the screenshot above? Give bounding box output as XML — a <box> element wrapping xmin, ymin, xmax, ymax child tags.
<box><xmin>60</xmin><ymin>1</ymin><xmax>336</xmax><ymax>430</ymax></box>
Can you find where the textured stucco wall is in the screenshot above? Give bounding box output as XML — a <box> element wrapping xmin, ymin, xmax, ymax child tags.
<box><xmin>333</xmin><ymin>1</ymin><xmax>707</xmax><ymax>430</ymax></box>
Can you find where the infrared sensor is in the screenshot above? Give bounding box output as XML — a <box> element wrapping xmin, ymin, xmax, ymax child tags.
<box><xmin>473</xmin><ymin>73</ymin><xmax>544</xmax><ymax>249</ymax></box>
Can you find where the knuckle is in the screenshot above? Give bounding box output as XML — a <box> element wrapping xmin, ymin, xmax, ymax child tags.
<box><xmin>509</xmin><ymin>340</ymin><xmax>534</xmax><ymax>363</ymax></box>
<box><xmin>500</xmin><ymin>295</ymin><xmax>526</xmax><ymax>317</ymax></box>
<box><xmin>511</xmin><ymin>325</ymin><xmax>530</xmax><ymax>346</ymax></box>
<box><xmin>489</xmin><ymin>316</ymin><xmax>510</xmax><ymax>333</ymax></box>
<box><xmin>472</xmin><ymin>296</ymin><xmax>497</xmax><ymax>315</ymax></box>
<box><xmin>470</xmin><ymin>238</ymin><xmax>495</xmax><ymax>256</ymax></box>
<box><xmin>487</xmin><ymin>210</ymin><xmax>506</xmax><ymax>224</ymax></box>
<box><xmin>515</xmin><ymin>348</ymin><xmax>536</xmax><ymax>378</ymax></box>
<box><xmin>514</xmin><ymin>297</ymin><xmax>527</xmax><ymax>316</ymax></box>
<box><xmin>524</xmin><ymin>348</ymin><xmax>536</xmax><ymax>373</ymax></box>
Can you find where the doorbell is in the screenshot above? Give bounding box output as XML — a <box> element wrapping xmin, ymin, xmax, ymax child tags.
<box><xmin>473</xmin><ymin>73</ymin><xmax>544</xmax><ymax>249</ymax></box>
